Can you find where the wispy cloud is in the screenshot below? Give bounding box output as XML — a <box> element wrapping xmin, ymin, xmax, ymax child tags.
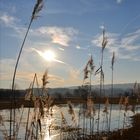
<box><xmin>76</xmin><ymin>45</ymin><xmax>81</xmax><ymax>49</ymax></box>
<box><xmin>0</xmin><ymin>14</ymin><xmax>79</xmax><ymax>47</ymax></box>
<box><xmin>0</xmin><ymin>12</ymin><xmax>79</xmax><ymax>49</ymax></box>
<box><xmin>75</xmin><ymin>45</ymin><xmax>90</xmax><ymax>50</ymax></box>
<box><xmin>0</xmin><ymin>13</ymin><xmax>16</xmax><ymax>26</ymax></box>
<box><xmin>121</xmin><ymin>29</ymin><xmax>140</xmax><ymax>51</ymax></box>
<box><xmin>35</xmin><ymin>26</ymin><xmax>78</xmax><ymax>47</ymax></box>
<box><xmin>0</xmin><ymin>12</ymin><xmax>27</xmax><ymax>39</ymax></box>
<box><xmin>0</xmin><ymin>56</ymin><xmax>67</xmax><ymax>88</ymax></box>
<box><xmin>0</xmin><ymin>57</ymin><xmax>82</xmax><ymax>88</ymax></box>
<box><xmin>92</xmin><ymin>29</ymin><xmax>140</xmax><ymax>61</ymax></box>
<box><xmin>58</xmin><ymin>47</ymin><xmax>65</xmax><ymax>51</ymax></box>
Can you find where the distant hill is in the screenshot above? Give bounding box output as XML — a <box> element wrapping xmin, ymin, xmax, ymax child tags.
<box><xmin>0</xmin><ymin>83</ymin><xmax>137</xmax><ymax>98</ymax></box>
<box><xmin>69</xmin><ymin>83</ymin><xmax>135</xmax><ymax>90</ymax></box>
<box><xmin>40</xmin><ymin>83</ymin><xmax>136</xmax><ymax>97</ymax></box>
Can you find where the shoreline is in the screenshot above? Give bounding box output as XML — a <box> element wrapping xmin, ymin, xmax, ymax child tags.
<box><xmin>0</xmin><ymin>97</ymin><xmax>139</xmax><ymax>110</ymax></box>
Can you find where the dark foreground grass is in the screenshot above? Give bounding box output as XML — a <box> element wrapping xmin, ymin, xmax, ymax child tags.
<box><xmin>108</xmin><ymin>113</ymin><xmax>140</xmax><ymax>140</ymax></box>
<box><xmin>76</xmin><ymin>113</ymin><xmax>140</xmax><ymax>140</ymax></box>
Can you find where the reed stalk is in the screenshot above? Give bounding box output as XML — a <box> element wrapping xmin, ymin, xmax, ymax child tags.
<box><xmin>10</xmin><ymin>1</ymin><xmax>44</xmax><ymax>139</ymax></box>
<box><xmin>25</xmin><ymin>74</ymin><xmax>37</xmax><ymax>140</ymax></box>
<box><xmin>96</xmin><ymin>28</ymin><xmax>108</xmax><ymax>135</ymax></box>
<box><xmin>10</xmin><ymin>19</ymin><xmax>32</xmax><ymax>139</ymax></box>
<box><xmin>82</xmin><ymin>55</ymin><xmax>94</xmax><ymax>138</ymax></box>
<box><xmin>108</xmin><ymin>52</ymin><xmax>115</xmax><ymax>132</ymax></box>
<box><xmin>118</xmin><ymin>96</ymin><xmax>123</xmax><ymax>129</ymax></box>
<box><xmin>15</xmin><ymin>105</ymin><xmax>24</xmax><ymax>139</ymax></box>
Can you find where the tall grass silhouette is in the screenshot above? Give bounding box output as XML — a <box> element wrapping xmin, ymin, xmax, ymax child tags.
<box><xmin>10</xmin><ymin>0</ymin><xmax>44</xmax><ymax>139</ymax></box>
<box><xmin>108</xmin><ymin>52</ymin><xmax>115</xmax><ymax>131</ymax></box>
<box><xmin>95</xmin><ymin>28</ymin><xmax>108</xmax><ymax>133</ymax></box>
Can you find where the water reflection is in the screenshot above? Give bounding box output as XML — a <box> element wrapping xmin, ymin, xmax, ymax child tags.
<box><xmin>0</xmin><ymin>104</ymin><xmax>139</xmax><ymax>140</ymax></box>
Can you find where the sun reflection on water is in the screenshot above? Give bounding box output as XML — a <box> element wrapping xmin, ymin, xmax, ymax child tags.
<box><xmin>0</xmin><ymin>105</ymin><xmax>139</xmax><ymax>140</ymax></box>
<box><xmin>44</xmin><ymin>134</ymin><xmax>51</xmax><ymax>140</ymax></box>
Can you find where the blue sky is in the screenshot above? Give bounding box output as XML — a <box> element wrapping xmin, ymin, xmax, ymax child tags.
<box><xmin>0</xmin><ymin>0</ymin><xmax>140</xmax><ymax>89</ymax></box>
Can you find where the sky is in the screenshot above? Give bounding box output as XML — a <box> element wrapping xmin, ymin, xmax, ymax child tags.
<box><xmin>0</xmin><ymin>0</ymin><xmax>140</xmax><ymax>89</ymax></box>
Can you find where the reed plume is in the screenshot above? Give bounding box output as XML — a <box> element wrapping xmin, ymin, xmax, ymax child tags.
<box><xmin>42</xmin><ymin>70</ymin><xmax>49</xmax><ymax>89</ymax></box>
<box><xmin>111</xmin><ymin>52</ymin><xmax>115</xmax><ymax>70</ymax></box>
<box><xmin>83</xmin><ymin>63</ymin><xmax>89</xmax><ymax>81</ymax></box>
<box><xmin>102</xmin><ymin>28</ymin><xmax>108</xmax><ymax>52</ymax></box>
<box><xmin>31</xmin><ymin>0</ymin><xmax>44</xmax><ymax>20</ymax></box>
<box><xmin>103</xmin><ymin>97</ymin><xmax>109</xmax><ymax>113</ymax></box>
<box><xmin>83</xmin><ymin>55</ymin><xmax>95</xmax><ymax>83</ymax></box>
<box><xmin>86</xmin><ymin>97</ymin><xmax>95</xmax><ymax>117</ymax></box>
<box><xmin>124</xmin><ymin>96</ymin><xmax>129</xmax><ymax>112</ymax></box>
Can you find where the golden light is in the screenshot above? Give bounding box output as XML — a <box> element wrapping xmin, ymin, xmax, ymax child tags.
<box><xmin>32</xmin><ymin>48</ymin><xmax>65</xmax><ymax>64</ymax></box>
<box><xmin>42</xmin><ymin>50</ymin><xmax>56</xmax><ymax>62</ymax></box>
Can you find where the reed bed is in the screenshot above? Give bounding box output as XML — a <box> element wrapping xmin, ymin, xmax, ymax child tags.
<box><xmin>0</xmin><ymin>0</ymin><xmax>139</xmax><ymax>139</ymax></box>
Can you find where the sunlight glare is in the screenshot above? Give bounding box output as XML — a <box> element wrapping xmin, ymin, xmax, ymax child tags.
<box><xmin>32</xmin><ymin>48</ymin><xmax>65</xmax><ymax>64</ymax></box>
<box><xmin>44</xmin><ymin>135</ymin><xmax>51</xmax><ymax>140</ymax></box>
<box><xmin>43</xmin><ymin>50</ymin><xmax>56</xmax><ymax>62</ymax></box>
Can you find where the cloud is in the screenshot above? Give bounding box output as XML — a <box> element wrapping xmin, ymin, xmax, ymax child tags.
<box><xmin>76</xmin><ymin>45</ymin><xmax>81</xmax><ymax>49</ymax></box>
<box><xmin>58</xmin><ymin>47</ymin><xmax>65</xmax><ymax>51</ymax></box>
<box><xmin>0</xmin><ymin>13</ymin><xmax>16</xmax><ymax>26</ymax></box>
<box><xmin>7</xmin><ymin>23</ymin><xmax>78</xmax><ymax>47</ymax></box>
<box><xmin>121</xmin><ymin>29</ymin><xmax>140</xmax><ymax>51</ymax></box>
<box><xmin>0</xmin><ymin>13</ymin><xmax>27</xmax><ymax>39</ymax></box>
<box><xmin>75</xmin><ymin>45</ymin><xmax>90</xmax><ymax>50</ymax></box>
<box><xmin>35</xmin><ymin>26</ymin><xmax>78</xmax><ymax>47</ymax></box>
<box><xmin>92</xmin><ymin>32</ymin><xmax>119</xmax><ymax>49</ymax></box>
<box><xmin>92</xmin><ymin>29</ymin><xmax>140</xmax><ymax>61</ymax></box>
<box><xmin>0</xmin><ymin>12</ymin><xmax>78</xmax><ymax>48</ymax></box>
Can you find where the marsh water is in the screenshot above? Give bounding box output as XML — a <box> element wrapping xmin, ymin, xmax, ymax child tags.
<box><xmin>0</xmin><ymin>104</ymin><xmax>139</xmax><ymax>140</ymax></box>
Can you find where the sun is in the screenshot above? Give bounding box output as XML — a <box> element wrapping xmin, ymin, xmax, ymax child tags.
<box><xmin>42</xmin><ymin>50</ymin><xmax>56</xmax><ymax>62</ymax></box>
<box><xmin>33</xmin><ymin>48</ymin><xmax>65</xmax><ymax>64</ymax></box>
